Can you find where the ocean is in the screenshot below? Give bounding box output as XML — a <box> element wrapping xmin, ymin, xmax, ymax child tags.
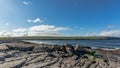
<box><xmin>24</xmin><ymin>39</ymin><xmax>120</xmax><ymax>49</ymax></box>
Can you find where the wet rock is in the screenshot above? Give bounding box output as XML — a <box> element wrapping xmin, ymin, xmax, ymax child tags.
<box><xmin>52</xmin><ymin>45</ymin><xmax>62</xmax><ymax>52</ymax></box>
<box><xmin>84</xmin><ymin>46</ymin><xmax>91</xmax><ymax>49</ymax></box>
<box><xmin>4</xmin><ymin>54</ymin><xmax>14</xmax><ymax>58</ymax></box>
<box><xmin>6</xmin><ymin>44</ymin><xmax>35</xmax><ymax>51</ymax></box>
<box><xmin>6</xmin><ymin>44</ymin><xmax>16</xmax><ymax>50</ymax></box>
<box><xmin>59</xmin><ymin>54</ymin><xmax>71</xmax><ymax>58</ymax></box>
<box><xmin>34</xmin><ymin>46</ymin><xmax>53</xmax><ymax>52</ymax></box>
<box><xmin>75</xmin><ymin>45</ymin><xmax>90</xmax><ymax>56</ymax></box>
<box><xmin>16</xmin><ymin>46</ymin><xmax>35</xmax><ymax>51</ymax></box>
<box><xmin>64</xmin><ymin>43</ymin><xmax>73</xmax><ymax>49</ymax></box>
<box><xmin>61</xmin><ymin>45</ymin><xmax>67</xmax><ymax>53</ymax></box>
<box><xmin>48</xmin><ymin>53</ymin><xmax>56</xmax><ymax>58</ymax></box>
<box><xmin>0</xmin><ymin>56</ymin><xmax>5</xmax><ymax>61</ymax></box>
<box><xmin>82</xmin><ymin>54</ymin><xmax>89</xmax><ymax>59</ymax></box>
<box><xmin>44</xmin><ymin>47</ymin><xmax>53</xmax><ymax>52</ymax></box>
<box><xmin>64</xmin><ymin>43</ymin><xmax>75</xmax><ymax>55</ymax></box>
<box><xmin>74</xmin><ymin>45</ymin><xmax>82</xmax><ymax>52</ymax></box>
<box><xmin>103</xmin><ymin>59</ymin><xmax>109</xmax><ymax>63</ymax></box>
<box><xmin>33</xmin><ymin>46</ymin><xmax>45</xmax><ymax>52</ymax></box>
<box><xmin>23</xmin><ymin>41</ymin><xmax>32</xmax><ymax>44</ymax></box>
<box><xmin>94</xmin><ymin>53</ymin><xmax>104</xmax><ymax>59</ymax></box>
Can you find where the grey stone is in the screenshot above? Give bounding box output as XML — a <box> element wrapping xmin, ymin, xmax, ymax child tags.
<box><xmin>64</xmin><ymin>43</ymin><xmax>75</xmax><ymax>55</ymax></box>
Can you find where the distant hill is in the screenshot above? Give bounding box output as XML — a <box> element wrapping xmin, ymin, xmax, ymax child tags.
<box><xmin>0</xmin><ymin>36</ymin><xmax>120</xmax><ymax>40</ymax></box>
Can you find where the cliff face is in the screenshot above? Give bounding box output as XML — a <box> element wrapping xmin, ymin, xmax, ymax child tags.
<box><xmin>0</xmin><ymin>41</ymin><xmax>120</xmax><ymax>68</ymax></box>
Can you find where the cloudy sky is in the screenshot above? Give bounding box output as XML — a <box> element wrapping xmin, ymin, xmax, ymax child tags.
<box><xmin>0</xmin><ymin>0</ymin><xmax>120</xmax><ymax>37</ymax></box>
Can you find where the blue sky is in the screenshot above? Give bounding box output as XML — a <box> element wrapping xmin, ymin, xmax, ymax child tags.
<box><xmin>0</xmin><ymin>0</ymin><xmax>120</xmax><ymax>37</ymax></box>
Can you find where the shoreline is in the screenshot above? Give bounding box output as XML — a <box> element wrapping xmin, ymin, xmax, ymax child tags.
<box><xmin>23</xmin><ymin>40</ymin><xmax>120</xmax><ymax>51</ymax></box>
<box><xmin>0</xmin><ymin>40</ymin><xmax>120</xmax><ymax>68</ymax></box>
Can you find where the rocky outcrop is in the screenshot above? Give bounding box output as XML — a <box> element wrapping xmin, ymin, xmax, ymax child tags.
<box><xmin>0</xmin><ymin>58</ymin><xmax>26</xmax><ymax>68</ymax></box>
<box><xmin>6</xmin><ymin>44</ymin><xmax>34</xmax><ymax>51</ymax></box>
<box><xmin>0</xmin><ymin>44</ymin><xmax>8</xmax><ymax>51</ymax></box>
<box><xmin>0</xmin><ymin>42</ymin><xmax>119</xmax><ymax>68</ymax></box>
<box><xmin>34</xmin><ymin>46</ymin><xmax>53</xmax><ymax>52</ymax></box>
<box><xmin>16</xmin><ymin>46</ymin><xmax>35</xmax><ymax>51</ymax></box>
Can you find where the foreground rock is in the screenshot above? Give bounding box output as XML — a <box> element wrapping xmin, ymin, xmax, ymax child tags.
<box><xmin>6</xmin><ymin>43</ymin><xmax>35</xmax><ymax>51</ymax></box>
<box><xmin>0</xmin><ymin>41</ymin><xmax>119</xmax><ymax>68</ymax></box>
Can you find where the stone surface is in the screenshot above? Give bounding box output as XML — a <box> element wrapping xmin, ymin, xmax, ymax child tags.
<box><xmin>0</xmin><ymin>42</ymin><xmax>119</xmax><ymax>68</ymax></box>
<box><xmin>0</xmin><ymin>44</ymin><xmax>8</xmax><ymax>51</ymax></box>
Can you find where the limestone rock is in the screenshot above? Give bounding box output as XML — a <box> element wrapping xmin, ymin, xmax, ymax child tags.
<box><xmin>16</xmin><ymin>46</ymin><xmax>35</xmax><ymax>51</ymax></box>
<box><xmin>0</xmin><ymin>44</ymin><xmax>8</xmax><ymax>51</ymax></box>
<box><xmin>64</xmin><ymin>43</ymin><xmax>75</xmax><ymax>55</ymax></box>
<box><xmin>0</xmin><ymin>58</ymin><xmax>26</xmax><ymax>68</ymax></box>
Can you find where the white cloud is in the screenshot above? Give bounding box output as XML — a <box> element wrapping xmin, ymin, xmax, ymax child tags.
<box><xmin>27</xmin><ymin>32</ymin><xmax>60</xmax><ymax>36</ymax></box>
<box><xmin>6</xmin><ymin>23</ymin><xmax>9</xmax><ymax>26</ymax></box>
<box><xmin>99</xmin><ymin>30</ymin><xmax>120</xmax><ymax>37</ymax></box>
<box><xmin>27</xmin><ymin>20</ymin><xmax>32</xmax><ymax>22</ymax></box>
<box><xmin>29</xmin><ymin>25</ymin><xmax>68</xmax><ymax>32</ymax></box>
<box><xmin>0</xmin><ymin>31</ymin><xmax>12</xmax><ymax>37</ymax></box>
<box><xmin>33</xmin><ymin>18</ymin><xmax>43</xmax><ymax>23</ymax></box>
<box><xmin>28</xmin><ymin>18</ymin><xmax>44</xmax><ymax>23</ymax></box>
<box><xmin>12</xmin><ymin>28</ymin><xmax>27</xmax><ymax>33</ymax></box>
<box><xmin>23</xmin><ymin>1</ymin><xmax>29</xmax><ymax>5</ymax></box>
<box><xmin>84</xmin><ymin>32</ymin><xmax>97</xmax><ymax>36</ymax></box>
<box><xmin>107</xmin><ymin>25</ymin><xmax>115</xmax><ymax>28</ymax></box>
<box><xmin>85</xmin><ymin>34</ymin><xmax>89</xmax><ymax>36</ymax></box>
<box><xmin>0</xmin><ymin>25</ymin><xmax>68</xmax><ymax>37</ymax></box>
<box><xmin>92</xmin><ymin>32</ymin><xmax>97</xmax><ymax>36</ymax></box>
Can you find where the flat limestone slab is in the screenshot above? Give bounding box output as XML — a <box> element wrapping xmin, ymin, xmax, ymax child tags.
<box><xmin>0</xmin><ymin>44</ymin><xmax>8</xmax><ymax>51</ymax></box>
<box><xmin>0</xmin><ymin>58</ymin><xmax>26</xmax><ymax>68</ymax></box>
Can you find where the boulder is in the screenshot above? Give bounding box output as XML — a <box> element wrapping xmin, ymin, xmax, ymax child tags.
<box><xmin>74</xmin><ymin>45</ymin><xmax>90</xmax><ymax>56</ymax></box>
<box><xmin>74</xmin><ymin>45</ymin><xmax>82</xmax><ymax>52</ymax></box>
<box><xmin>44</xmin><ymin>47</ymin><xmax>53</xmax><ymax>52</ymax></box>
<box><xmin>34</xmin><ymin>46</ymin><xmax>53</xmax><ymax>52</ymax></box>
<box><xmin>5</xmin><ymin>44</ymin><xmax>16</xmax><ymax>50</ymax></box>
<box><xmin>6</xmin><ymin>44</ymin><xmax>35</xmax><ymax>51</ymax></box>
<box><xmin>61</xmin><ymin>45</ymin><xmax>67</xmax><ymax>53</ymax></box>
<box><xmin>4</xmin><ymin>54</ymin><xmax>14</xmax><ymax>58</ymax></box>
<box><xmin>16</xmin><ymin>46</ymin><xmax>35</xmax><ymax>51</ymax></box>
<box><xmin>0</xmin><ymin>44</ymin><xmax>8</xmax><ymax>51</ymax></box>
<box><xmin>64</xmin><ymin>43</ymin><xmax>75</xmax><ymax>55</ymax></box>
<box><xmin>48</xmin><ymin>53</ymin><xmax>56</xmax><ymax>58</ymax></box>
<box><xmin>84</xmin><ymin>46</ymin><xmax>91</xmax><ymax>49</ymax></box>
<box><xmin>52</xmin><ymin>45</ymin><xmax>62</xmax><ymax>52</ymax></box>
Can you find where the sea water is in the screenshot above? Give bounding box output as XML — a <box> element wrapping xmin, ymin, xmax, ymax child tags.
<box><xmin>24</xmin><ymin>39</ymin><xmax>120</xmax><ymax>49</ymax></box>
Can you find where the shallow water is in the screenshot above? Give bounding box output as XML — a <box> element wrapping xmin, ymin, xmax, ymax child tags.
<box><xmin>24</xmin><ymin>39</ymin><xmax>120</xmax><ymax>49</ymax></box>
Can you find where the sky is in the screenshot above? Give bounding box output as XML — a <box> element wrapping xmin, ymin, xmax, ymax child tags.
<box><xmin>0</xmin><ymin>0</ymin><xmax>120</xmax><ymax>37</ymax></box>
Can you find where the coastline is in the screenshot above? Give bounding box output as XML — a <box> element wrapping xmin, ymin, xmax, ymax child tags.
<box><xmin>0</xmin><ymin>40</ymin><xmax>120</xmax><ymax>68</ymax></box>
<box><xmin>23</xmin><ymin>40</ymin><xmax>120</xmax><ymax>51</ymax></box>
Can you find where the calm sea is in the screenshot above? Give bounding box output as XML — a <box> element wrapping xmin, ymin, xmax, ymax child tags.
<box><xmin>25</xmin><ymin>39</ymin><xmax>120</xmax><ymax>49</ymax></box>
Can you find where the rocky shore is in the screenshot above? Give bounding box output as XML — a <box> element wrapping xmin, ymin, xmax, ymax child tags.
<box><xmin>0</xmin><ymin>41</ymin><xmax>120</xmax><ymax>68</ymax></box>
